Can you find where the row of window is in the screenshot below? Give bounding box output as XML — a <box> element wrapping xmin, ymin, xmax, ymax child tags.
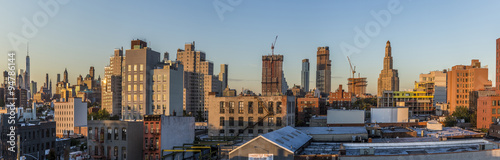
<box><xmin>89</xmin><ymin>146</ymin><xmax>126</xmax><ymax>160</ymax></box>
<box><xmin>127</xmin><ymin>94</ymin><xmax>144</xmax><ymax>102</ymax></box>
<box><xmin>219</xmin><ymin>128</ymin><xmax>273</xmax><ymax>135</ymax></box>
<box><xmin>144</xmin><ymin>137</ymin><xmax>159</xmax><ymax>149</ymax></box>
<box><xmin>219</xmin><ymin>101</ymin><xmax>282</xmax><ymax>114</ymax></box>
<box><xmin>144</xmin><ymin>122</ymin><xmax>160</xmax><ymax>134</ymax></box>
<box><xmin>127</xmin><ymin>74</ymin><xmax>144</xmax><ymax>82</ymax></box>
<box><xmin>127</xmin><ymin>84</ymin><xmax>144</xmax><ymax>92</ymax></box>
<box><xmin>88</xmin><ymin>127</ymin><xmax>127</xmax><ymax>141</ymax></box>
<box><xmin>128</xmin><ymin>64</ymin><xmax>144</xmax><ymax>72</ymax></box>
<box><xmin>219</xmin><ymin>117</ymin><xmax>282</xmax><ymax>127</ymax></box>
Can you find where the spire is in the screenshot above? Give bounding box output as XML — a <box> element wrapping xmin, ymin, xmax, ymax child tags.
<box><xmin>385</xmin><ymin>40</ymin><xmax>391</xmax><ymax>57</ymax></box>
<box><xmin>27</xmin><ymin>43</ymin><xmax>29</xmax><ymax>57</ymax></box>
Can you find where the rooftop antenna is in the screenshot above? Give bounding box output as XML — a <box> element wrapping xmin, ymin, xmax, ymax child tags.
<box><xmin>271</xmin><ymin>35</ymin><xmax>278</xmax><ymax>55</ymax></box>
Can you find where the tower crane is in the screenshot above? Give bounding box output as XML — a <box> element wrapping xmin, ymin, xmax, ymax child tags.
<box><xmin>271</xmin><ymin>35</ymin><xmax>278</xmax><ymax>55</ymax></box>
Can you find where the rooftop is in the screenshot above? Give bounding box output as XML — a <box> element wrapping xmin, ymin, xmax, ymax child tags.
<box><xmin>413</xmin><ymin>127</ymin><xmax>484</xmax><ymax>138</ymax></box>
<box><xmin>296</xmin><ymin>127</ymin><xmax>367</xmax><ymax>135</ymax></box>
<box><xmin>260</xmin><ymin>126</ymin><xmax>312</xmax><ymax>153</ymax></box>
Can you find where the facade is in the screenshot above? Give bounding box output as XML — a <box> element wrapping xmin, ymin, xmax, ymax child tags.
<box><xmin>176</xmin><ymin>42</ymin><xmax>222</xmax><ymax>120</ymax></box>
<box><xmin>297</xmin><ymin>95</ymin><xmax>325</xmax><ymax>126</ymax></box>
<box><xmin>327</xmin><ymin>109</ymin><xmax>365</xmax><ymax>126</ymax></box>
<box><xmin>102</xmin><ymin>48</ymin><xmax>124</xmax><ymax>116</ymax></box>
<box><xmin>377</xmin><ymin>41</ymin><xmax>399</xmax><ymax>97</ymax></box>
<box><xmin>477</xmin><ymin>96</ymin><xmax>500</xmax><ymax>129</ymax></box>
<box><xmin>228</xmin><ymin>126</ymin><xmax>312</xmax><ymax>160</ymax></box>
<box><xmin>87</xmin><ymin>120</ymin><xmax>144</xmax><ymax>160</ymax></box>
<box><xmin>301</xmin><ymin>59</ymin><xmax>310</xmax><ymax>92</ymax></box>
<box><xmin>207</xmin><ymin>94</ymin><xmax>296</xmax><ymax>138</ymax></box>
<box><xmin>143</xmin><ymin>115</ymin><xmax>195</xmax><ymax>160</ymax></box>
<box><xmin>469</xmin><ymin>89</ymin><xmax>496</xmax><ymax>114</ymax></box>
<box><xmin>488</xmin><ymin>123</ymin><xmax>500</xmax><ymax>139</ymax></box>
<box><xmin>151</xmin><ymin>61</ymin><xmax>184</xmax><ymax>116</ymax></box>
<box><xmin>122</xmin><ymin>40</ymin><xmax>161</xmax><ymax>120</ymax></box>
<box><xmin>54</xmin><ymin>97</ymin><xmax>87</xmax><ymax>137</ymax></box>
<box><xmin>378</xmin><ymin>91</ymin><xmax>434</xmax><ymax>116</ymax></box>
<box><xmin>348</xmin><ymin>77</ymin><xmax>367</xmax><ymax>98</ymax></box>
<box><xmin>414</xmin><ymin>70</ymin><xmax>447</xmax><ymax>105</ymax></box>
<box><xmin>0</xmin><ymin>114</ymin><xmax>60</xmax><ymax>160</ymax></box>
<box><xmin>447</xmin><ymin>59</ymin><xmax>491</xmax><ymax>114</ymax></box>
<box><xmin>371</xmin><ymin>107</ymin><xmax>409</xmax><ymax>123</ymax></box>
<box><xmin>262</xmin><ymin>54</ymin><xmax>286</xmax><ymax>96</ymax></box>
<box><xmin>316</xmin><ymin>47</ymin><xmax>331</xmax><ymax>95</ymax></box>
<box><xmin>328</xmin><ymin>85</ymin><xmax>353</xmax><ymax>109</ymax></box>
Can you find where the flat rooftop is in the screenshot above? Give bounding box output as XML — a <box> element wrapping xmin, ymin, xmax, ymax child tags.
<box><xmin>342</xmin><ymin>139</ymin><xmax>497</xmax><ymax>156</ymax></box>
<box><xmin>296</xmin><ymin>127</ymin><xmax>368</xmax><ymax>135</ymax></box>
<box><xmin>413</xmin><ymin>127</ymin><xmax>484</xmax><ymax>138</ymax></box>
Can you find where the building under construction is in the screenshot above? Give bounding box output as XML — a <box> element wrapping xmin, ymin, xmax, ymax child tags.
<box><xmin>348</xmin><ymin>77</ymin><xmax>367</xmax><ymax>98</ymax></box>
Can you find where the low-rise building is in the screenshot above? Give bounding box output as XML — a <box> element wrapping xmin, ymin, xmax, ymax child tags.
<box><xmin>477</xmin><ymin>95</ymin><xmax>500</xmax><ymax>129</ymax></box>
<box><xmin>228</xmin><ymin>126</ymin><xmax>312</xmax><ymax>160</ymax></box>
<box><xmin>208</xmin><ymin>94</ymin><xmax>296</xmax><ymax>138</ymax></box>
<box><xmin>327</xmin><ymin>109</ymin><xmax>365</xmax><ymax>126</ymax></box>
<box><xmin>54</xmin><ymin>97</ymin><xmax>87</xmax><ymax>137</ymax></box>
<box><xmin>378</xmin><ymin>91</ymin><xmax>434</xmax><ymax>116</ymax></box>
<box><xmin>143</xmin><ymin>115</ymin><xmax>195</xmax><ymax>160</ymax></box>
<box><xmin>296</xmin><ymin>127</ymin><xmax>368</xmax><ymax>142</ymax></box>
<box><xmin>371</xmin><ymin>107</ymin><xmax>409</xmax><ymax>123</ymax></box>
<box><xmin>87</xmin><ymin>120</ymin><xmax>144</xmax><ymax>160</ymax></box>
<box><xmin>296</xmin><ymin>95</ymin><xmax>325</xmax><ymax>126</ymax></box>
<box><xmin>328</xmin><ymin>85</ymin><xmax>353</xmax><ymax>109</ymax></box>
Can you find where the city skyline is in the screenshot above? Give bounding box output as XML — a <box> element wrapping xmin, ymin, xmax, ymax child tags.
<box><xmin>2</xmin><ymin>1</ymin><xmax>500</xmax><ymax>95</ymax></box>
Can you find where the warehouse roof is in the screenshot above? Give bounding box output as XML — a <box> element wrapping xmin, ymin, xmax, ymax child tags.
<box><xmin>296</xmin><ymin>127</ymin><xmax>367</xmax><ymax>135</ymax></box>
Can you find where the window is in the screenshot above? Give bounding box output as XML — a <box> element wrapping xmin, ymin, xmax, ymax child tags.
<box><xmin>494</xmin><ymin>109</ymin><xmax>497</xmax><ymax>114</ymax></box>
<box><xmin>219</xmin><ymin>102</ymin><xmax>225</xmax><ymax>113</ymax></box>
<box><xmin>238</xmin><ymin>129</ymin><xmax>244</xmax><ymax>134</ymax></box>
<box><xmin>114</xmin><ymin>128</ymin><xmax>119</xmax><ymax>140</ymax></box>
<box><xmin>276</xmin><ymin>102</ymin><xmax>282</xmax><ymax>114</ymax></box>
<box><xmin>238</xmin><ymin>102</ymin><xmax>244</xmax><ymax>114</ymax></box>
<box><xmin>128</xmin><ymin>65</ymin><xmax>131</xmax><ymax>71</ymax></box>
<box><xmin>88</xmin><ymin>128</ymin><xmax>93</xmax><ymax>140</ymax></box>
<box><xmin>220</xmin><ymin>117</ymin><xmax>225</xmax><ymax>126</ymax></box>
<box><xmin>134</xmin><ymin>65</ymin><xmax>137</xmax><ymax>71</ymax></box>
<box><xmin>258</xmin><ymin>117</ymin><xmax>263</xmax><ymax>126</ymax></box>
<box><xmin>277</xmin><ymin>117</ymin><xmax>282</xmax><ymax>126</ymax></box>
<box><xmin>248</xmin><ymin>129</ymin><xmax>253</xmax><ymax>134</ymax></box>
<box><xmin>107</xmin><ymin>128</ymin><xmax>112</xmax><ymax>140</ymax></box>
<box><xmin>268</xmin><ymin>117</ymin><xmax>274</xmax><ymax>126</ymax></box>
<box><xmin>229</xmin><ymin>102</ymin><xmax>235</xmax><ymax>113</ymax></box>
<box><xmin>128</xmin><ymin>85</ymin><xmax>131</xmax><ymax>91</ymax></box>
<box><xmin>122</xmin><ymin>147</ymin><xmax>127</xmax><ymax>159</ymax></box>
<box><xmin>122</xmin><ymin>128</ymin><xmax>127</xmax><ymax>140</ymax></box>
<box><xmin>145</xmin><ymin>123</ymin><xmax>148</xmax><ymax>133</ymax></box>
<box><xmin>229</xmin><ymin>117</ymin><xmax>234</xmax><ymax>126</ymax></box>
<box><xmin>268</xmin><ymin>102</ymin><xmax>274</xmax><ymax>114</ymax></box>
<box><xmin>493</xmin><ymin>117</ymin><xmax>497</xmax><ymax>122</ymax></box>
<box><xmin>258</xmin><ymin>129</ymin><xmax>263</xmax><ymax>134</ymax></box>
<box><xmin>134</xmin><ymin>75</ymin><xmax>137</xmax><ymax>81</ymax></box>
<box><xmin>248</xmin><ymin>102</ymin><xmax>253</xmax><ymax>114</ymax></box>
<box><xmin>134</xmin><ymin>85</ymin><xmax>137</xmax><ymax>91</ymax></box>
<box><xmin>140</xmin><ymin>64</ymin><xmax>143</xmax><ymax>71</ymax></box>
<box><xmin>128</xmin><ymin>75</ymin><xmax>131</xmax><ymax>81</ymax></box>
<box><xmin>494</xmin><ymin>100</ymin><xmax>497</xmax><ymax>106</ymax></box>
<box><xmin>140</xmin><ymin>84</ymin><xmax>143</xmax><ymax>91</ymax></box>
<box><xmin>258</xmin><ymin>102</ymin><xmax>264</xmax><ymax>114</ymax></box>
<box><xmin>268</xmin><ymin>129</ymin><xmax>273</xmax><ymax>133</ymax></box>
<box><xmin>248</xmin><ymin>117</ymin><xmax>254</xmax><ymax>127</ymax></box>
<box><xmin>238</xmin><ymin>117</ymin><xmax>244</xmax><ymax>126</ymax></box>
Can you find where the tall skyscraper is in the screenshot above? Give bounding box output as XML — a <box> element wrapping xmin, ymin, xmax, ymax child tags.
<box><xmin>262</xmin><ymin>54</ymin><xmax>285</xmax><ymax>96</ymax></box>
<box><xmin>176</xmin><ymin>42</ymin><xmax>222</xmax><ymax>120</ymax></box>
<box><xmin>219</xmin><ymin>64</ymin><xmax>228</xmax><ymax>90</ymax></box>
<box><xmin>45</xmin><ymin>73</ymin><xmax>49</xmax><ymax>88</ymax></box>
<box><xmin>377</xmin><ymin>41</ymin><xmax>399</xmax><ymax>97</ymax></box>
<box><xmin>57</xmin><ymin>74</ymin><xmax>61</xmax><ymax>83</ymax></box>
<box><xmin>497</xmin><ymin>38</ymin><xmax>500</xmax><ymax>93</ymax></box>
<box><xmin>122</xmin><ymin>40</ymin><xmax>161</xmax><ymax>120</ymax></box>
<box><xmin>25</xmin><ymin>46</ymin><xmax>30</xmax><ymax>91</ymax></box>
<box><xmin>316</xmin><ymin>46</ymin><xmax>331</xmax><ymax>95</ymax></box>
<box><xmin>301</xmin><ymin>59</ymin><xmax>310</xmax><ymax>92</ymax></box>
<box><xmin>89</xmin><ymin>66</ymin><xmax>95</xmax><ymax>80</ymax></box>
<box><xmin>102</xmin><ymin>48</ymin><xmax>124</xmax><ymax>116</ymax></box>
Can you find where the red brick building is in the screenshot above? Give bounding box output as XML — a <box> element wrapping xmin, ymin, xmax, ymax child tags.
<box><xmin>297</xmin><ymin>95</ymin><xmax>324</xmax><ymax>126</ymax></box>
<box><xmin>143</xmin><ymin>115</ymin><xmax>194</xmax><ymax>160</ymax></box>
<box><xmin>477</xmin><ymin>96</ymin><xmax>500</xmax><ymax>129</ymax></box>
<box><xmin>328</xmin><ymin>85</ymin><xmax>354</xmax><ymax>109</ymax></box>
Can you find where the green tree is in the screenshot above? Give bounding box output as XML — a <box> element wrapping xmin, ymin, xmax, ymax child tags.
<box><xmin>470</xmin><ymin>111</ymin><xmax>477</xmax><ymax>127</ymax></box>
<box><xmin>452</xmin><ymin>106</ymin><xmax>470</xmax><ymax>122</ymax></box>
<box><xmin>444</xmin><ymin>116</ymin><xmax>457</xmax><ymax>127</ymax></box>
<box><xmin>88</xmin><ymin>109</ymin><xmax>111</xmax><ymax>120</ymax></box>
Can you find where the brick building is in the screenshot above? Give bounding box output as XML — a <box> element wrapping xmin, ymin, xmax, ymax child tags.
<box><xmin>328</xmin><ymin>85</ymin><xmax>353</xmax><ymax>109</ymax></box>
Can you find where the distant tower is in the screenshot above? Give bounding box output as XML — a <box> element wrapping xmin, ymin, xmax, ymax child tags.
<box><xmin>57</xmin><ymin>74</ymin><xmax>61</xmax><ymax>83</ymax></box>
<box><xmin>49</xmin><ymin>79</ymin><xmax>52</xmax><ymax>94</ymax></box>
<box><xmin>164</xmin><ymin>52</ymin><xmax>169</xmax><ymax>62</ymax></box>
<box><xmin>63</xmin><ymin>68</ymin><xmax>68</xmax><ymax>83</ymax></box>
<box><xmin>45</xmin><ymin>73</ymin><xmax>49</xmax><ymax>88</ymax></box>
<box><xmin>25</xmin><ymin>44</ymin><xmax>30</xmax><ymax>91</ymax></box>
<box><xmin>219</xmin><ymin>64</ymin><xmax>228</xmax><ymax>90</ymax></box>
<box><xmin>377</xmin><ymin>41</ymin><xmax>400</xmax><ymax>97</ymax></box>
<box><xmin>301</xmin><ymin>59</ymin><xmax>310</xmax><ymax>92</ymax></box>
<box><xmin>316</xmin><ymin>46</ymin><xmax>331</xmax><ymax>95</ymax></box>
<box><xmin>89</xmin><ymin>66</ymin><xmax>95</xmax><ymax>80</ymax></box>
<box><xmin>262</xmin><ymin>55</ymin><xmax>285</xmax><ymax>96</ymax></box>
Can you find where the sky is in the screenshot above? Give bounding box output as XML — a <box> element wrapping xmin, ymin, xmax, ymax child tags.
<box><xmin>1</xmin><ymin>0</ymin><xmax>500</xmax><ymax>95</ymax></box>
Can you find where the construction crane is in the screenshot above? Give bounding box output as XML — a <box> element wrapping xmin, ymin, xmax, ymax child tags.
<box><xmin>347</xmin><ymin>56</ymin><xmax>357</xmax><ymax>97</ymax></box>
<box><xmin>271</xmin><ymin>35</ymin><xmax>278</xmax><ymax>55</ymax></box>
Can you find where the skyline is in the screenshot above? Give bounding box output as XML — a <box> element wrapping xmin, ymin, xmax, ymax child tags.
<box><xmin>2</xmin><ymin>1</ymin><xmax>500</xmax><ymax>94</ymax></box>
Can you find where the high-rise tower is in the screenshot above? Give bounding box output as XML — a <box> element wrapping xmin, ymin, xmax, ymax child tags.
<box><xmin>377</xmin><ymin>41</ymin><xmax>400</xmax><ymax>97</ymax></box>
<box><xmin>262</xmin><ymin>55</ymin><xmax>285</xmax><ymax>96</ymax></box>
<box><xmin>63</xmin><ymin>68</ymin><xmax>68</xmax><ymax>83</ymax></box>
<box><xmin>316</xmin><ymin>47</ymin><xmax>331</xmax><ymax>95</ymax></box>
<box><xmin>301</xmin><ymin>59</ymin><xmax>310</xmax><ymax>92</ymax></box>
<box><xmin>219</xmin><ymin>64</ymin><xmax>228</xmax><ymax>90</ymax></box>
<box><xmin>102</xmin><ymin>48</ymin><xmax>124</xmax><ymax>116</ymax></box>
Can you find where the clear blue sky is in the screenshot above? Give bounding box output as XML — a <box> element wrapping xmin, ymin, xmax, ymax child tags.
<box><xmin>1</xmin><ymin>0</ymin><xmax>500</xmax><ymax>94</ymax></box>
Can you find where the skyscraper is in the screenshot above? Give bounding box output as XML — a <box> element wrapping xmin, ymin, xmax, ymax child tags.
<box><xmin>25</xmin><ymin>46</ymin><xmax>30</xmax><ymax>92</ymax></box>
<box><xmin>301</xmin><ymin>59</ymin><xmax>310</xmax><ymax>92</ymax></box>
<box><xmin>89</xmin><ymin>66</ymin><xmax>95</xmax><ymax>80</ymax></box>
<box><xmin>176</xmin><ymin>42</ymin><xmax>222</xmax><ymax>120</ymax></box>
<box><xmin>219</xmin><ymin>64</ymin><xmax>228</xmax><ymax>90</ymax></box>
<box><xmin>316</xmin><ymin>46</ymin><xmax>331</xmax><ymax>95</ymax></box>
<box><xmin>122</xmin><ymin>40</ymin><xmax>161</xmax><ymax>120</ymax></box>
<box><xmin>63</xmin><ymin>68</ymin><xmax>68</xmax><ymax>83</ymax></box>
<box><xmin>377</xmin><ymin>41</ymin><xmax>399</xmax><ymax>97</ymax></box>
<box><xmin>262</xmin><ymin>54</ymin><xmax>285</xmax><ymax>96</ymax></box>
<box><xmin>102</xmin><ymin>48</ymin><xmax>124</xmax><ymax>116</ymax></box>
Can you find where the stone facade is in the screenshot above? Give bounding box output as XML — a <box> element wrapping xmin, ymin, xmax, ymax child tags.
<box><xmin>377</xmin><ymin>41</ymin><xmax>399</xmax><ymax>97</ymax></box>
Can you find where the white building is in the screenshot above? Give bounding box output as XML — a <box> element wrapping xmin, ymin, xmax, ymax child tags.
<box><xmin>151</xmin><ymin>61</ymin><xmax>184</xmax><ymax>116</ymax></box>
<box><xmin>54</xmin><ymin>97</ymin><xmax>87</xmax><ymax>137</ymax></box>
<box><xmin>327</xmin><ymin>109</ymin><xmax>365</xmax><ymax>125</ymax></box>
<box><xmin>371</xmin><ymin>107</ymin><xmax>409</xmax><ymax>123</ymax></box>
